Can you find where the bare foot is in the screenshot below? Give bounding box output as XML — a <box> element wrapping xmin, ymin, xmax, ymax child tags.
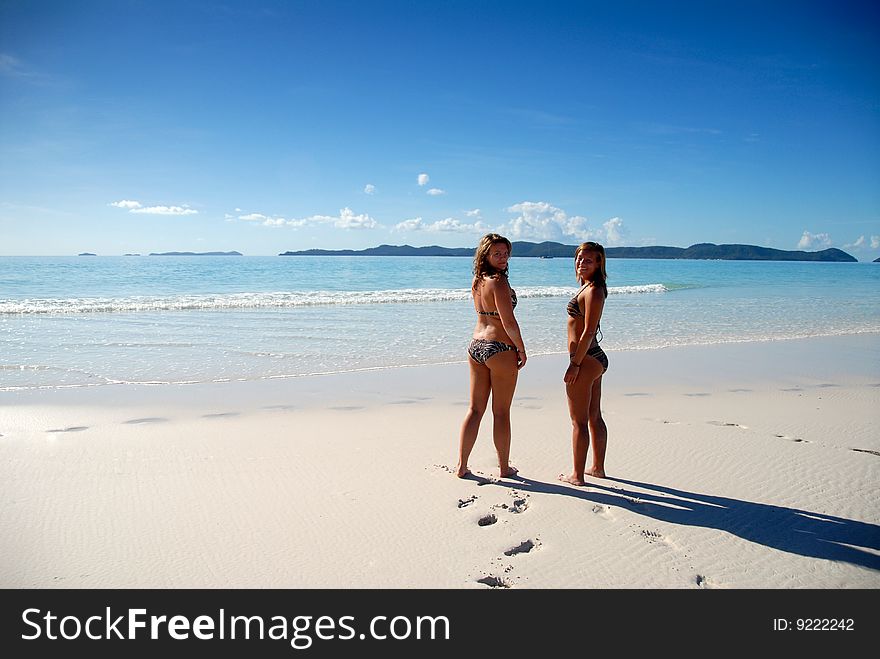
<box><xmin>500</xmin><ymin>465</ymin><xmax>519</xmax><ymax>478</ymax></box>
<box><xmin>586</xmin><ymin>467</ymin><xmax>606</xmax><ymax>478</ymax></box>
<box><xmin>456</xmin><ymin>465</ymin><xmax>472</xmax><ymax>478</ymax></box>
<box><xmin>559</xmin><ymin>473</ymin><xmax>585</xmax><ymax>486</ymax></box>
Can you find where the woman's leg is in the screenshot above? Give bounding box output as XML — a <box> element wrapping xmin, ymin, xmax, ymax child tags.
<box><xmin>562</xmin><ymin>357</ymin><xmax>603</xmax><ymax>485</ymax></box>
<box><xmin>586</xmin><ymin>375</ymin><xmax>607</xmax><ymax>478</ymax></box>
<box><xmin>486</xmin><ymin>350</ymin><xmax>519</xmax><ymax>477</ymax></box>
<box><xmin>457</xmin><ymin>358</ymin><xmax>491</xmax><ymax>477</ymax></box>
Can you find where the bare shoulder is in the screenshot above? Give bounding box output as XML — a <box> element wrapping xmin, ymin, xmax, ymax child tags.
<box><xmin>483</xmin><ymin>275</ymin><xmax>509</xmax><ymax>293</ymax></box>
<box><xmin>582</xmin><ymin>283</ymin><xmax>605</xmax><ymax>306</ymax></box>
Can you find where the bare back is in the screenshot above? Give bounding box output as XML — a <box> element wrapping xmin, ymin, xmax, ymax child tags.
<box><xmin>472</xmin><ymin>275</ymin><xmax>517</xmax><ymax>345</ymax></box>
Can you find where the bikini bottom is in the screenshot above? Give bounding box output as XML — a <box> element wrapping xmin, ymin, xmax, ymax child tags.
<box><xmin>468</xmin><ymin>338</ymin><xmax>516</xmax><ymax>365</ymax></box>
<box><xmin>572</xmin><ymin>345</ymin><xmax>608</xmax><ymax>373</ymax></box>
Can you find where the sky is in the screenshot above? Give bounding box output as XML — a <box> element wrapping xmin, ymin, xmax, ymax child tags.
<box><xmin>1</xmin><ymin>0</ymin><xmax>878</xmax><ymax>258</ymax></box>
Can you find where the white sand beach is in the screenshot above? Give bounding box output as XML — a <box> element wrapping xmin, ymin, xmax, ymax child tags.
<box><xmin>1</xmin><ymin>334</ymin><xmax>878</xmax><ymax>589</ymax></box>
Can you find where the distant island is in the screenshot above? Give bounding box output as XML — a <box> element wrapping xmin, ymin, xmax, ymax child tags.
<box><xmin>279</xmin><ymin>242</ymin><xmax>857</xmax><ymax>262</ymax></box>
<box><xmin>149</xmin><ymin>251</ymin><xmax>243</xmax><ymax>256</ymax></box>
<box><xmin>78</xmin><ymin>252</ymin><xmax>97</xmax><ymax>256</ymax></box>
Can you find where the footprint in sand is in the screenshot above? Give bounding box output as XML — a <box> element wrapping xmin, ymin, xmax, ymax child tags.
<box><xmin>476</xmin><ymin>491</ymin><xmax>532</xmax><ymax>527</ymax></box>
<box><xmin>329</xmin><ymin>406</ymin><xmax>363</xmax><ymax>412</ymax></box>
<box><xmin>203</xmin><ymin>412</ymin><xmax>240</xmax><ymax>419</ymax></box>
<box><xmin>471</xmin><ymin>492</ymin><xmax>534</xmax><ymax>587</ymax></box>
<box><xmin>434</xmin><ymin>463</ymin><xmax>497</xmax><ymax>484</ymax></box>
<box><xmin>591</xmin><ymin>504</ymin><xmax>613</xmax><ymax>519</ymax></box>
<box><xmin>774</xmin><ymin>434</ymin><xmax>809</xmax><ymax>443</ymax></box>
<box><xmin>476</xmin><ymin>575</ymin><xmax>511</xmax><ymax>588</ymax></box>
<box><xmin>494</xmin><ymin>498</ymin><xmax>529</xmax><ymax>514</ymax></box>
<box><xmin>624</xmin><ymin>392</ymin><xmax>651</xmax><ymax>397</ymax></box>
<box><xmin>477</xmin><ymin>513</ymin><xmax>498</xmax><ymax>527</ymax></box>
<box><xmin>780</xmin><ymin>387</ymin><xmax>803</xmax><ymax>392</ymax></box>
<box><xmin>491</xmin><ymin>490</ymin><xmax>530</xmax><ymax>514</ymax></box>
<box><xmin>641</xmin><ymin>529</ymin><xmax>663</xmax><ymax>543</ymax></box>
<box><xmin>695</xmin><ymin>574</ymin><xmax>721</xmax><ymax>589</ymax></box>
<box><xmin>47</xmin><ymin>426</ymin><xmax>88</xmax><ymax>433</ymax></box>
<box><xmin>510</xmin><ymin>497</ymin><xmax>528</xmax><ymax>513</ymax></box>
<box><xmin>637</xmin><ymin>526</ymin><xmax>687</xmax><ymax>558</ymax></box>
<box><xmin>708</xmin><ymin>421</ymin><xmax>749</xmax><ymax>429</ymax></box>
<box><xmin>124</xmin><ymin>417</ymin><xmax>168</xmax><ymax>425</ymax></box>
<box><xmin>684</xmin><ymin>392</ymin><xmax>711</xmax><ymax>397</ymax></box>
<box><xmin>458</xmin><ymin>495</ymin><xmax>478</xmax><ymax>508</ymax></box>
<box><xmin>504</xmin><ymin>539</ymin><xmax>541</xmax><ymax>556</ymax></box>
<box><xmin>728</xmin><ymin>388</ymin><xmax>752</xmax><ymax>393</ymax></box>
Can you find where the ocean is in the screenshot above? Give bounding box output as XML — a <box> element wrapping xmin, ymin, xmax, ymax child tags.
<box><xmin>1</xmin><ymin>255</ymin><xmax>878</xmax><ymax>390</ymax></box>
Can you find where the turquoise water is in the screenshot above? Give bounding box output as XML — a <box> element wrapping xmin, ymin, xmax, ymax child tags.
<box><xmin>1</xmin><ymin>256</ymin><xmax>878</xmax><ymax>389</ymax></box>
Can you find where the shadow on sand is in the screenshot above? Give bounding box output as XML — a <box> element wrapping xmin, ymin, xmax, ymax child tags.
<box><xmin>494</xmin><ymin>475</ymin><xmax>880</xmax><ymax>570</ymax></box>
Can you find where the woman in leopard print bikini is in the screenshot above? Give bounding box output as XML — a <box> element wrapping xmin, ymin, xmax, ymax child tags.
<box><xmin>456</xmin><ymin>233</ymin><xmax>527</xmax><ymax>479</ymax></box>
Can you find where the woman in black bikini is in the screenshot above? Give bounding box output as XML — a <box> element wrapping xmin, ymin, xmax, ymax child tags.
<box><xmin>456</xmin><ymin>233</ymin><xmax>527</xmax><ymax>479</ymax></box>
<box><xmin>561</xmin><ymin>242</ymin><xmax>609</xmax><ymax>485</ymax></box>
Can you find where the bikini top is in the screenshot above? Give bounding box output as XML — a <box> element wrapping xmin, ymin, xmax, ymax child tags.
<box><xmin>476</xmin><ymin>288</ymin><xmax>517</xmax><ymax>317</ymax></box>
<box><xmin>567</xmin><ymin>284</ymin><xmax>588</xmax><ymax>318</ymax></box>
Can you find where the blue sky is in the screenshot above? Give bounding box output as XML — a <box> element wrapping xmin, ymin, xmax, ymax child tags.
<box><xmin>1</xmin><ymin>0</ymin><xmax>878</xmax><ymax>258</ymax></box>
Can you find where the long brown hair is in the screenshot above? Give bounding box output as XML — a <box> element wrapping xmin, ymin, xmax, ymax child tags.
<box><xmin>575</xmin><ymin>241</ymin><xmax>608</xmax><ymax>298</ymax></box>
<box><xmin>472</xmin><ymin>233</ymin><xmax>512</xmax><ymax>289</ymax></box>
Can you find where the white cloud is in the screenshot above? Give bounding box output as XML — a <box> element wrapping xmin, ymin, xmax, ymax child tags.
<box><xmin>394</xmin><ymin>217</ymin><xmax>424</xmax><ymax>231</ymax></box>
<box><xmin>110</xmin><ymin>200</ymin><xmax>142</xmax><ymax>209</ymax></box>
<box><xmin>844</xmin><ymin>236</ymin><xmax>866</xmax><ymax>249</ymax></box>
<box><xmin>238</xmin><ymin>211</ymin><xmax>293</xmax><ymax>227</ymax></box>
<box><xmin>849</xmin><ymin>235</ymin><xmax>880</xmax><ymax>250</ymax></box>
<box><xmin>240</xmin><ymin>208</ymin><xmax>378</xmax><ymax>230</ymax></box>
<box><xmin>334</xmin><ymin>207</ymin><xmax>378</xmax><ymax>229</ymax></box>
<box><xmin>797</xmin><ymin>231</ymin><xmax>832</xmax><ymax>249</ymax></box>
<box><xmin>364</xmin><ymin>184</ymin><xmax>376</xmax><ymax>195</ymax></box>
<box><xmin>394</xmin><ymin>217</ymin><xmax>488</xmax><ymax>234</ymax></box>
<box><xmin>503</xmin><ymin>201</ymin><xmax>595</xmax><ymax>242</ymax></box>
<box><xmin>603</xmin><ymin>217</ymin><xmax>627</xmax><ymax>245</ymax></box>
<box><xmin>418</xmin><ymin>173</ymin><xmax>429</xmax><ymax>186</ymax></box>
<box><xmin>430</xmin><ymin>217</ymin><xmax>484</xmax><ymax>232</ymax></box>
<box><xmin>130</xmin><ymin>205</ymin><xmax>198</xmax><ymax>216</ymax></box>
<box><xmin>426</xmin><ymin>188</ymin><xmax>445</xmax><ymax>196</ymax></box>
<box><xmin>465</xmin><ymin>209</ymin><xmax>481</xmax><ymax>218</ymax></box>
<box><xmin>111</xmin><ymin>199</ymin><xmax>197</xmax><ymax>216</ymax></box>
